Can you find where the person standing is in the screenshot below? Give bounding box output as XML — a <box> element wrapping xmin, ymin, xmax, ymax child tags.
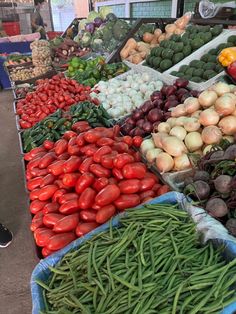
<box><xmin>31</xmin><ymin>0</ymin><xmax>47</xmax><ymax>39</ymax></box>
<box><xmin>0</xmin><ymin>223</ymin><xmax>13</xmax><ymax>248</ymax></box>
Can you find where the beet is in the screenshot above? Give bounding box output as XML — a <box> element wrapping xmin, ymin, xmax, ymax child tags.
<box><xmin>184</xmin><ymin>180</ymin><xmax>210</xmax><ymax>200</ymax></box>
<box><xmin>141</xmin><ymin>100</ymin><xmax>154</xmax><ymax>113</ymax></box>
<box><xmin>142</xmin><ymin>121</ymin><xmax>153</xmax><ymax>133</ymax></box>
<box><xmin>174</xmin><ymin>78</ymin><xmax>189</xmax><ymax>88</ymax></box>
<box><xmin>226</xmin><ymin>218</ymin><xmax>236</xmax><ymax>236</ymax></box>
<box><xmin>206</xmin><ymin>198</ymin><xmax>228</xmax><ymax>217</ymax></box>
<box><xmin>136</xmin><ymin>119</ymin><xmax>145</xmax><ymax>128</ymax></box>
<box><xmin>150</xmin><ymin>91</ymin><xmax>163</xmax><ymax>101</ymax></box>
<box><xmin>193</xmin><ymin>170</ymin><xmax>210</xmax><ymax>182</ymax></box>
<box><xmin>223</xmin><ymin>144</ymin><xmax>236</xmax><ymax>160</ymax></box>
<box><xmin>132</xmin><ymin>110</ymin><xmax>143</xmax><ymax>121</ymax></box>
<box><xmin>214</xmin><ymin>175</ymin><xmax>232</xmax><ymax>194</ymax></box>
<box><xmin>147</xmin><ymin>109</ymin><xmax>164</xmax><ymax>123</ymax></box>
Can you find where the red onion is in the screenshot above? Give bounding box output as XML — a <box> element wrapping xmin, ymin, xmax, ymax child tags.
<box><xmin>166</xmin><ymin>85</ymin><xmax>177</xmax><ymax>96</ymax></box>
<box><xmin>174</xmin><ymin>78</ymin><xmax>189</xmax><ymax>88</ymax></box>
<box><xmin>125</xmin><ymin>117</ymin><xmax>136</xmax><ymax>126</ymax></box>
<box><xmin>141</xmin><ymin>100</ymin><xmax>154</xmax><ymax>113</ymax></box>
<box><xmin>147</xmin><ymin>109</ymin><xmax>164</xmax><ymax>123</ymax></box>
<box><xmin>164</xmin><ymin>100</ymin><xmax>179</xmax><ymax>111</ymax></box>
<box><xmin>132</xmin><ymin>110</ymin><xmax>143</xmax><ymax>121</ymax></box>
<box><xmin>152</xmin><ymin>99</ymin><xmax>164</xmax><ymax>109</ymax></box>
<box><xmin>142</xmin><ymin>121</ymin><xmax>153</xmax><ymax>133</ymax></box>
<box><xmin>181</xmin><ymin>93</ymin><xmax>192</xmax><ymax>103</ymax></box>
<box><xmin>121</xmin><ymin>124</ymin><xmax>133</xmax><ymax>134</ymax></box>
<box><xmin>136</xmin><ymin>119</ymin><xmax>145</xmax><ymax>128</ymax></box>
<box><xmin>150</xmin><ymin>91</ymin><xmax>163</xmax><ymax>101</ymax></box>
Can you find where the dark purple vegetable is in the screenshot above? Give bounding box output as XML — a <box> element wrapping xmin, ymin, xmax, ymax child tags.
<box><xmin>190</xmin><ymin>90</ymin><xmax>200</xmax><ymax>97</ymax></box>
<box><xmin>168</xmin><ymin>95</ymin><xmax>178</xmax><ymax>101</ymax></box>
<box><xmin>174</xmin><ymin>78</ymin><xmax>189</xmax><ymax>88</ymax></box>
<box><xmin>152</xmin><ymin>121</ymin><xmax>161</xmax><ymax>132</ymax></box>
<box><xmin>93</xmin><ymin>17</ymin><xmax>103</xmax><ymax>28</ymax></box>
<box><xmin>226</xmin><ymin>218</ymin><xmax>236</xmax><ymax>236</ymax></box>
<box><xmin>142</xmin><ymin>121</ymin><xmax>153</xmax><ymax>133</ymax></box>
<box><xmin>214</xmin><ymin>175</ymin><xmax>232</xmax><ymax>194</ymax></box>
<box><xmin>166</xmin><ymin>85</ymin><xmax>177</xmax><ymax>96</ymax></box>
<box><xmin>133</xmin><ymin>127</ymin><xmax>145</xmax><ymax>137</ymax></box>
<box><xmin>125</xmin><ymin>117</ymin><xmax>136</xmax><ymax>126</ymax></box>
<box><xmin>184</xmin><ymin>180</ymin><xmax>210</xmax><ymax>200</ymax></box>
<box><xmin>140</xmin><ymin>100</ymin><xmax>154</xmax><ymax>113</ymax></box>
<box><xmin>223</xmin><ymin>144</ymin><xmax>236</xmax><ymax>160</ymax></box>
<box><xmin>121</xmin><ymin>123</ymin><xmax>133</xmax><ymax>134</ymax></box>
<box><xmin>210</xmin><ymin>150</ymin><xmax>224</xmax><ymax>159</ymax></box>
<box><xmin>85</xmin><ymin>23</ymin><xmax>95</xmax><ymax>34</ymax></box>
<box><xmin>164</xmin><ymin>112</ymin><xmax>171</xmax><ymax>120</ymax></box>
<box><xmin>150</xmin><ymin>91</ymin><xmax>163</xmax><ymax>101</ymax></box>
<box><xmin>193</xmin><ymin>170</ymin><xmax>210</xmax><ymax>182</ymax></box>
<box><xmin>181</xmin><ymin>93</ymin><xmax>192</xmax><ymax>103</ymax></box>
<box><xmin>136</xmin><ymin>119</ymin><xmax>145</xmax><ymax>128</ymax></box>
<box><xmin>206</xmin><ymin>198</ymin><xmax>228</xmax><ymax>217</ymax></box>
<box><xmin>147</xmin><ymin>109</ymin><xmax>164</xmax><ymax>123</ymax></box>
<box><xmin>176</xmin><ymin>88</ymin><xmax>188</xmax><ymax>100</ymax></box>
<box><xmin>164</xmin><ymin>100</ymin><xmax>179</xmax><ymax>111</ymax></box>
<box><xmin>152</xmin><ymin>99</ymin><xmax>164</xmax><ymax>109</ymax></box>
<box><xmin>160</xmin><ymin>85</ymin><xmax>168</xmax><ymax>96</ymax></box>
<box><xmin>132</xmin><ymin>110</ymin><xmax>143</xmax><ymax>121</ymax></box>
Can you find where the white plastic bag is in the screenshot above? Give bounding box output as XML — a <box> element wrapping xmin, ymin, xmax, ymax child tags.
<box><xmin>199</xmin><ymin>0</ymin><xmax>236</xmax><ymax>19</ymax></box>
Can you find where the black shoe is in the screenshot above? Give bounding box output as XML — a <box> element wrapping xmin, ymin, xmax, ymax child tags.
<box><xmin>0</xmin><ymin>223</ymin><xmax>13</xmax><ymax>248</ymax></box>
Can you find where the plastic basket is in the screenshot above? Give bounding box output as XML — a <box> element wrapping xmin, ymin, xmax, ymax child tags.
<box><xmin>31</xmin><ymin>191</ymin><xmax>236</xmax><ymax>314</ymax></box>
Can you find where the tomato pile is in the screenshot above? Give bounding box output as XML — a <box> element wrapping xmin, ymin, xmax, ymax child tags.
<box><xmin>17</xmin><ymin>73</ymin><xmax>92</xmax><ymax>129</ymax></box>
<box><xmin>24</xmin><ymin>126</ymin><xmax>169</xmax><ymax>257</ymax></box>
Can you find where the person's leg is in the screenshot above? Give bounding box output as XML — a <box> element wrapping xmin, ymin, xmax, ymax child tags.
<box><xmin>0</xmin><ymin>223</ymin><xmax>13</xmax><ymax>248</ymax></box>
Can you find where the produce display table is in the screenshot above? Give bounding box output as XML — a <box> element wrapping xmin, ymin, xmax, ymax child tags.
<box><xmin>0</xmin><ymin>42</ymin><xmax>31</xmax><ymax>89</ymax></box>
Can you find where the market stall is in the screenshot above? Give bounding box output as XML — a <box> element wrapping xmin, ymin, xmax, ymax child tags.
<box><xmin>2</xmin><ymin>7</ymin><xmax>236</xmax><ymax>313</ymax></box>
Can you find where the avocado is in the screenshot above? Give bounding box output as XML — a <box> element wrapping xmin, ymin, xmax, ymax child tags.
<box><xmin>154</xmin><ymin>47</ymin><xmax>164</xmax><ymax>57</ymax></box>
<box><xmin>165</xmin><ymin>41</ymin><xmax>173</xmax><ymax>49</ymax></box>
<box><xmin>183</xmin><ymin>74</ymin><xmax>192</xmax><ymax>80</ymax></box>
<box><xmin>147</xmin><ymin>56</ymin><xmax>156</xmax><ymax>67</ymax></box>
<box><xmin>203</xmin><ymin>62</ymin><xmax>216</xmax><ymax>70</ymax></box>
<box><xmin>217</xmin><ymin>43</ymin><xmax>228</xmax><ymax>51</ymax></box>
<box><xmin>161</xmin><ymin>48</ymin><xmax>174</xmax><ymax>60</ymax></box>
<box><xmin>173</xmin><ymin>42</ymin><xmax>184</xmax><ymax>53</ymax></box>
<box><xmin>159</xmin><ymin>40</ymin><xmax>166</xmax><ymax>48</ymax></box>
<box><xmin>194</xmin><ymin>60</ymin><xmax>205</xmax><ymax>69</ymax></box>
<box><xmin>191</xmin><ymin>38</ymin><xmax>204</xmax><ymax>50</ymax></box>
<box><xmin>179</xmin><ymin>65</ymin><xmax>188</xmax><ymax>73</ymax></box>
<box><xmin>183</xmin><ymin>45</ymin><xmax>192</xmax><ymax>57</ymax></box>
<box><xmin>189</xmin><ymin>60</ymin><xmax>200</xmax><ymax>68</ymax></box>
<box><xmin>193</xmin><ymin>68</ymin><xmax>204</xmax><ymax>77</ymax></box>
<box><xmin>207</xmin><ymin>55</ymin><xmax>216</xmax><ymax>63</ymax></box>
<box><xmin>200</xmin><ymin>54</ymin><xmax>209</xmax><ymax>62</ymax></box>
<box><xmin>150</xmin><ymin>47</ymin><xmax>157</xmax><ymax>56</ymax></box>
<box><xmin>211</xmin><ymin>25</ymin><xmax>223</xmax><ymax>37</ymax></box>
<box><xmin>170</xmin><ymin>34</ymin><xmax>181</xmax><ymax>42</ymax></box>
<box><xmin>215</xmin><ymin>64</ymin><xmax>223</xmax><ymax>73</ymax></box>
<box><xmin>208</xmin><ymin>48</ymin><xmax>218</xmax><ymax>55</ymax></box>
<box><xmin>170</xmin><ymin>71</ymin><xmax>178</xmax><ymax>76</ymax></box>
<box><xmin>191</xmin><ymin>77</ymin><xmax>203</xmax><ymax>83</ymax></box>
<box><xmin>160</xmin><ymin>59</ymin><xmax>173</xmax><ymax>71</ymax></box>
<box><xmin>201</xmin><ymin>32</ymin><xmax>213</xmax><ymax>43</ymax></box>
<box><xmin>182</xmin><ymin>37</ymin><xmax>190</xmax><ymax>45</ymax></box>
<box><xmin>172</xmin><ymin>52</ymin><xmax>184</xmax><ymax>64</ymax></box>
<box><xmin>185</xmin><ymin>68</ymin><xmax>194</xmax><ymax>76</ymax></box>
<box><xmin>203</xmin><ymin>70</ymin><xmax>216</xmax><ymax>80</ymax></box>
<box><xmin>153</xmin><ymin>57</ymin><xmax>162</xmax><ymax>69</ymax></box>
<box><xmin>227</xmin><ymin>35</ymin><xmax>236</xmax><ymax>44</ymax></box>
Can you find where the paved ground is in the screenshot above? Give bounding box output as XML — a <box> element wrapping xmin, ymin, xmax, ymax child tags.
<box><xmin>0</xmin><ymin>91</ymin><xmax>39</xmax><ymax>314</ymax></box>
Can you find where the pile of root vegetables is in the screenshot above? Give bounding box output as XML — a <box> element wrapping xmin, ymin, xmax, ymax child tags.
<box><xmin>182</xmin><ymin>142</ymin><xmax>236</xmax><ymax>236</ymax></box>
<box><xmin>140</xmin><ymin>81</ymin><xmax>236</xmax><ymax>173</ymax></box>
<box><xmin>25</xmin><ymin>126</ymin><xmax>169</xmax><ymax>257</ymax></box>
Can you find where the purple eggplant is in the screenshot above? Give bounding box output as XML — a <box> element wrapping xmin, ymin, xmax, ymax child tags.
<box><xmin>85</xmin><ymin>23</ymin><xmax>95</xmax><ymax>34</ymax></box>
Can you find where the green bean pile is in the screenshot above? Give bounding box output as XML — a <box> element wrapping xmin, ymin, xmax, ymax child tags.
<box><xmin>37</xmin><ymin>204</ymin><xmax>236</xmax><ymax>314</ymax></box>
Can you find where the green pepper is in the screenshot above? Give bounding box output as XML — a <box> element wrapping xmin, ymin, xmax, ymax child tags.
<box><xmin>52</xmin><ymin>118</ymin><xmax>68</xmax><ymax>130</ymax></box>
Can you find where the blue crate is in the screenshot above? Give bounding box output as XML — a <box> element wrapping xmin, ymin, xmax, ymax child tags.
<box><xmin>30</xmin><ymin>192</ymin><xmax>236</xmax><ymax>314</ymax></box>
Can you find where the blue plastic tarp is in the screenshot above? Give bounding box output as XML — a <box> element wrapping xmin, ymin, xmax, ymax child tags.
<box><xmin>30</xmin><ymin>192</ymin><xmax>236</xmax><ymax>314</ymax></box>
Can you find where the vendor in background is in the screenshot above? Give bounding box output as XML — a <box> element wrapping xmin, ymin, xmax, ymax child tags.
<box><xmin>31</xmin><ymin>0</ymin><xmax>47</xmax><ymax>39</ymax></box>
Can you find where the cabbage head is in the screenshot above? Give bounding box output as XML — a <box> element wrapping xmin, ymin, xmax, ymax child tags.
<box><xmin>87</xmin><ymin>11</ymin><xmax>100</xmax><ymax>22</ymax></box>
<box><xmin>99</xmin><ymin>6</ymin><xmax>112</xmax><ymax>20</ymax></box>
<box><xmin>78</xmin><ymin>19</ymin><xmax>88</xmax><ymax>31</ymax></box>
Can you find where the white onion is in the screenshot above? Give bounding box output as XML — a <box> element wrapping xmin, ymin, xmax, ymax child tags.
<box><xmin>157</xmin><ymin>122</ymin><xmax>171</xmax><ymax>133</ymax></box>
<box><xmin>191</xmin><ymin>110</ymin><xmax>202</xmax><ymax>119</ymax></box>
<box><xmin>199</xmin><ymin>108</ymin><xmax>220</xmax><ymax>126</ymax></box>
<box><xmin>152</xmin><ymin>132</ymin><xmax>168</xmax><ymax>149</ymax></box>
<box><xmin>169</xmin><ymin>126</ymin><xmax>187</xmax><ymax>140</ymax></box>
<box><xmin>174</xmin><ymin>154</ymin><xmax>191</xmax><ymax>171</ymax></box>
<box><xmin>171</xmin><ymin>104</ymin><xmax>186</xmax><ymax>117</ymax></box>
<box><xmin>140</xmin><ymin>139</ymin><xmax>155</xmax><ymax>155</ymax></box>
<box><xmin>218</xmin><ymin>115</ymin><xmax>236</xmax><ymax>135</ymax></box>
<box><xmin>184</xmin><ymin>97</ymin><xmax>200</xmax><ymax>114</ymax></box>
<box><xmin>184</xmin><ymin>132</ymin><xmax>203</xmax><ymax>152</ymax></box>
<box><xmin>175</xmin><ymin>117</ymin><xmax>189</xmax><ymax>126</ymax></box>
<box><xmin>156</xmin><ymin>152</ymin><xmax>174</xmax><ymax>173</ymax></box>
<box><xmin>232</xmin><ymin>108</ymin><xmax>236</xmax><ymax>117</ymax></box>
<box><xmin>162</xmin><ymin>136</ymin><xmax>187</xmax><ymax>157</ymax></box>
<box><xmin>146</xmin><ymin>148</ymin><xmax>163</xmax><ymax>163</ymax></box>
<box><xmin>203</xmin><ymin>145</ymin><xmax>213</xmax><ymax>155</ymax></box>
<box><xmin>201</xmin><ymin>126</ymin><xmax>222</xmax><ymax>144</ymax></box>
<box><xmin>166</xmin><ymin>117</ymin><xmax>177</xmax><ymax>128</ymax></box>
<box><xmin>198</xmin><ymin>90</ymin><xmax>218</xmax><ymax>108</ymax></box>
<box><xmin>214</xmin><ymin>94</ymin><xmax>236</xmax><ymax>116</ymax></box>
<box><xmin>212</xmin><ymin>82</ymin><xmax>231</xmax><ymax>96</ymax></box>
<box><xmin>183</xmin><ymin>118</ymin><xmax>201</xmax><ymax>132</ymax></box>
